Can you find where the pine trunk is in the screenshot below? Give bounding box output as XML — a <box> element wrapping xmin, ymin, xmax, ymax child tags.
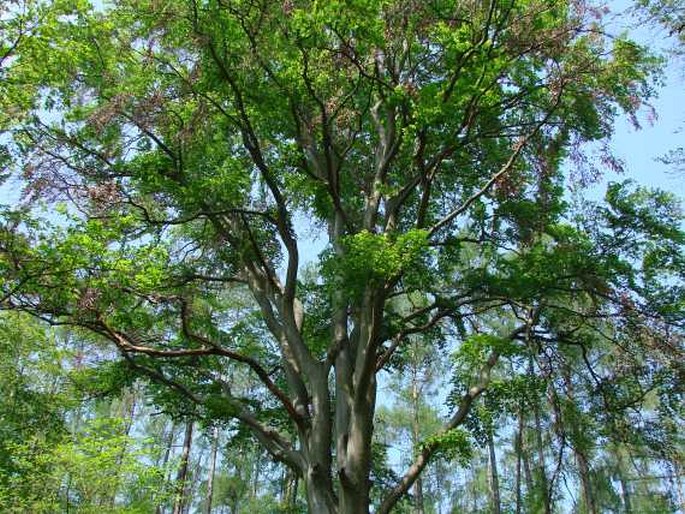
<box><xmin>576</xmin><ymin>449</ymin><xmax>597</xmax><ymax>514</ymax></box>
<box><xmin>488</xmin><ymin>429</ymin><xmax>502</xmax><ymax>514</ymax></box>
<box><xmin>172</xmin><ymin>421</ymin><xmax>194</xmax><ymax>514</ymax></box>
<box><xmin>515</xmin><ymin>408</ymin><xmax>524</xmax><ymax>514</ymax></box>
<box><xmin>204</xmin><ymin>426</ymin><xmax>218</xmax><ymax>514</ymax></box>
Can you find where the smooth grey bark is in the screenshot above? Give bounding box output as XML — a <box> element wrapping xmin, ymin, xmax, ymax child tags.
<box><xmin>192</xmin><ymin>23</ymin><xmax>548</xmax><ymax>511</ymax></box>
<box><xmin>329</xmin><ymin>286</ymin><xmax>384</xmax><ymax>514</ymax></box>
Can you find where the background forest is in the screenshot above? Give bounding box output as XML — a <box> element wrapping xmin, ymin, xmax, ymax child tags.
<box><xmin>1</xmin><ymin>307</ymin><xmax>682</xmax><ymax>513</ymax></box>
<box><xmin>1</xmin><ymin>0</ymin><xmax>684</xmax><ymax>512</ymax></box>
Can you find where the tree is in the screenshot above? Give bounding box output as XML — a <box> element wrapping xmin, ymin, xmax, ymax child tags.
<box><xmin>0</xmin><ymin>313</ymin><xmax>171</xmax><ymax>513</ymax></box>
<box><xmin>0</xmin><ymin>1</ymin><xmax>681</xmax><ymax>513</ymax></box>
<box><xmin>0</xmin><ymin>312</ymin><xmax>70</xmax><ymax>511</ymax></box>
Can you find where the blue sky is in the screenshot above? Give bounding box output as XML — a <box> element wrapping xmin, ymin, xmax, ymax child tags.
<box><xmin>606</xmin><ymin>0</ymin><xmax>685</xmax><ymax>199</ymax></box>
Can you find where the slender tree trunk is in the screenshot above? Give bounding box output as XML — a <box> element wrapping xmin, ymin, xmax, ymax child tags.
<box><xmin>252</xmin><ymin>449</ymin><xmax>259</xmax><ymax>500</ymax></box>
<box><xmin>411</xmin><ymin>372</ymin><xmax>425</xmax><ymax>514</ymax></box>
<box><xmin>515</xmin><ymin>408</ymin><xmax>524</xmax><ymax>514</ymax></box>
<box><xmin>522</xmin><ymin>438</ymin><xmax>534</xmax><ymax>501</ymax></box>
<box><xmin>672</xmin><ymin>461</ymin><xmax>685</xmax><ymax>514</ymax></box>
<box><xmin>576</xmin><ymin>449</ymin><xmax>597</xmax><ymax>514</ymax></box>
<box><xmin>617</xmin><ymin>467</ymin><xmax>632</xmax><ymax>514</ymax></box>
<box><xmin>487</xmin><ymin>429</ymin><xmax>502</xmax><ymax>514</ymax></box>
<box><xmin>529</xmin><ymin>358</ymin><xmax>551</xmax><ymax>514</ymax></box>
<box><xmin>471</xmin><ymin>461</ymin><xmax>479</xmax><ymax>512</ymax></box>
<box><xmin>533</xmin><ymin>406</ymin><xmax>552</xmax><ymax>514</ymax></box>
<box><xmin>204</xmin><ymin>426</ymin><xmax>219</xmax><ymax>514</ymax></box>
<box><xmin>156</xmin><ymin>421</ymin><xmax>177</xmax><ymax>514</ymax></box>
<box><xmin>110</xmin><ymin>390</ymin><xmax>138</xmax><ymax>508</ymax></box>
<box><xmin>282</xmin><ymin>469</ymin><xmax>299</xmax><ymax>509</ymax></box>
<box><xmin>562</xmin><ymin>368</ymin><xmax>596</xmax><ymax>514</ymax></box>
<box><xmin>172</xmin><ymin>421</ymin><xmax>194</xmax><ymax>514</ymax></box>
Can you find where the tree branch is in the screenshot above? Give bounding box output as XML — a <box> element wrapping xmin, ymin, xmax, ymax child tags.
<box><xmin>378</xmin><ymin>321</ymin><xmax>533</xmax><ymax>514</ymax></box>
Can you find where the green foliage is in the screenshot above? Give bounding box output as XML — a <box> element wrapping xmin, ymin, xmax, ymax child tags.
<box><xmin>0</xmin><ymin>417</ymin><xmax>170</xmax><ymax>513</ymax></box>
<box><xmin>455</xmin><ymin>334</ymin><xmax>522</xmax><ymax>367</ymax></box>
<box><xmin>421</xmin><ymin>428</ymin><xmax>472</xmax><ymax>465</ymax></box>
<box><xmin>0</xmin><ymin>314</ymin><xmax>70</xmax><ymax>499</ymax></box>
<box><xmin>323</xmin><ymin>229</ymin><xmax>430</xmax><ymax>294</ymax></box>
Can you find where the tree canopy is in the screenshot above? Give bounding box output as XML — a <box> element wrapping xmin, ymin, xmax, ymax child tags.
<box><xmin>1</xmin><ymin>1</ymin><xmax>683</xmax><ymax>512</ymax></box>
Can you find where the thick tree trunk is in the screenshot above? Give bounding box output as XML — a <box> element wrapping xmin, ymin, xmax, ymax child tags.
<box><xmin>304</xmin><ymin>476</ymin><xmax>336</xmax><ymax>514</ymax></box>
<box><xmin>332</xmin><ymin>288</ymin><xmax>383</xmax><ymax>514</ymax></box>
<box><xmin>172</xmin><ymin>421</ymin><xmax>194</xmax><ymax>514</ymax></box>
<box><xmin>338</xmin><ymin>385</ymin><xmax>376</xmax><ymax>514</ymax></box>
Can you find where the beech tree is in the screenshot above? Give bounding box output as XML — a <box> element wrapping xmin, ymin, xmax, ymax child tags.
<box><xmin>1</xmin><ymin>1</ymin><xmax>682</xmax><ymax>513</ymax></box>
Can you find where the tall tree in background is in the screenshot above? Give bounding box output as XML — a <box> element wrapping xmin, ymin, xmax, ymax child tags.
<box><xmin>1</xmin><ymin>1</ymin><xmax>682</xmax><ymax>513</ymax></box>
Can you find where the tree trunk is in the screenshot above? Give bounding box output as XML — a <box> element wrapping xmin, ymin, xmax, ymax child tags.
<box><xmin>333</xmin><ymin>289</ymin><xmax>384</xmax><ymax>514</ymax></box>
<box><xmin>487</xmin><ymin>429</ymin><xmax>502</xmax><ymax>514</ymax></box>
<box><xmin>282</xmin><ymin>469</ymin><xmax>299</xmax><ymax>509</ymax></box>
<box><xmin>204</xmin><ymin>426</ymin><xmax>218</xmax><ymax>514</ymax></box>
<box><xmin>335</xmin><ymin>379</ymin><xmax>377</xmax><ymax>514</ymax></box>
<box><xmin>515</xmin><ymin>408</ymin><xmax>524</xmax><ymax>514</ymax></box>
<box><xmin>337</xmin><ymin>392</ymin><xmax>376</xmax><ymax>514</ymax></box>
<box><xmin>576</xmin><ymin>448</ymin><xmax>597</xmax><ymax>514</ymax></box>
<box><xmin>673</xmin><ymin>461</ymin><xmax>685</xmax><ymax>514</ymax></box>
<box><xmin>156</xmin><ymin>421</ymin><xmax>177</xmax><ymax>514</ymax></box>
<box><xmin>299</xmin><ymin>363</ymin><xmax>337</xmax><ymax>513</ymax></box>
<box><xmin>533</xmin><ymin>406</ymin><xmax>552</xmax><ymax>514</ymax></box>
<box><xmin>529</xmin><ymin>358</ymin><xmax>551</xmax><ymax>514</ymax></box>
<box><xmin>111</xmin><ymin>390</ymin><xmax>138</xmax><ymax>507</ymax></box>
<box><xmin>172</xmin><ymin>421</ymin><xmax>194</xmax><ymax>514</ymax></box>
<box><xmin>618</xmin><ymin>470</ymin><xmax>632</xmax><ymax>514</ymax></box>
<box><xmin>411</xmin><ymin>372</ymin><xmax>425</xmax><ymax>514</ymax></box>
